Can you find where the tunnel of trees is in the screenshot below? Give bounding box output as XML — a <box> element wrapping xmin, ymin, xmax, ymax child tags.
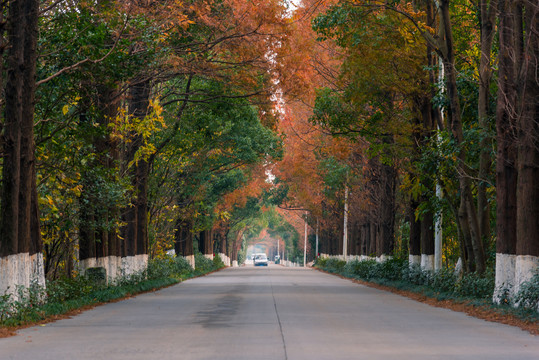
<box><xmin>0</xmin><ymin>0</ymin><xmax>537</xmax><ymax>307</ymax></box>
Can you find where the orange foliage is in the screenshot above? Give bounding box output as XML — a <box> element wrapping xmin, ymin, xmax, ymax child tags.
<box><xmin>216</xmin><ymin>163</ymin><xmax>270</xmax><ymax>214</ymax></box>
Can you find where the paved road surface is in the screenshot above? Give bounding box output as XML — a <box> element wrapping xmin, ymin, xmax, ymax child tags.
<box><xmin>1</xmin><ymin>265</ymin><xmax>538</xmax><ymax>359</ymax></box>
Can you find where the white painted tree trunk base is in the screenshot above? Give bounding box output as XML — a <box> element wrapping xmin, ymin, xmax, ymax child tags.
<box><xmin>204</xmin><ymin>253</ymin><xmax>214</xmax><ymax>260</ymax></box>
<box><xmin>494</xmin><ymin>253</ymin><xmax>538</xmax><ymax>309</ymax></box>
<box><xmin>514</xmin><ymin>255</ymin><xmax>539</xmax><ymax>296</ymax></box>
<box><xmin>376</xmin><ymin>255</ymin><xmax>392</xmax><ymax>263</ymax></box>
<box><xmin>0</xmin><ymin>253</ymin><xmax>46</xmax><ymax>300</ymax></box>
<box><xmin>218</xmin><ymin>253</ymin><xmax>230</xmax><ymax>266</ymax></box>
<box><xmin>232</xmin><ymin>260</ymin><xmax>239</xmax><ymax>267</ymax></box>
<box><xmin>409</xmin><ymin>255</ymin><xmax>421</xmax><ymax>267</ymax></box>
<box><xmin>185</xmin><ymin>255</ymin><xmax>195</xmax><ymax>269</ymax></box>
<box><xmin>421</xmin><ymin>254</ymin><xmax>434</xmax><ymax>271</ymax></box>
<box><xmin>493</xmin><ymin>253</ymin><xmax>516</xmax><ymax>303</ymax></box>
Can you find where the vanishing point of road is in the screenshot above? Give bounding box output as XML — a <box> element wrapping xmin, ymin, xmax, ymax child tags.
<box><xmin>1</xmin><ymin>265</ymin><xmax>538</xmax><ymax>360</ymax></box>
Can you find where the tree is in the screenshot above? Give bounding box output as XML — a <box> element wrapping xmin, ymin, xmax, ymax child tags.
<box><xmin>0</xmin><ymin>0</ymin><xmax>45</xmax><ymax>296</ymax></box>
<box><xmin>494</xmin><ymin>0</ymin><xmax>539</xmax><ymax>301</ymax></box>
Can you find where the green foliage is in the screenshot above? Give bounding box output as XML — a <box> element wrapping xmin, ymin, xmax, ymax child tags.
<box><xmin>344</xmin><ymin>259</ymin><xmax>378</xmax><ymax>279</ymax></box>
<box><xmin>429</xmin><ymin>268</ymin><xmax>458</xmax><ymax>294</ymax></box>
<box><xmin>0</xmin><ymin>280</ymin><xmax>47</xmax><ymax>324</ymax></box>
<box><xmin>454</xmin><ymin>272</ymin><xmax>494</xmax><ymax>299</ymax></box>
<box><xmin>311</xmin><ymin>87</ymin><xmax>359</xmax><ymax>136</ymax></box>
<box><xmin>318</xmin><ymin>156</ymin><xmax>350</xmax><ymax>199</ymax></box>
<box><xmin>194</xmin><ymin>253</ymin><xmax>225</xmax><ymax>274</ymax></box>
<box><xmin>213</xmin><ymin>254</ymin><xmax>225</xmax><ymax>269</ymax></box>
<box><xmin>146</xmin><ymin>257</ymin><xmax>193</xmax><ymax>279</ymax></box>
<box><xmin>515</xmin><ymin>271</ymin><xmax>539</xmax><ymax>311</ymax></box>
<box><xmin>45</xmin><ymin>276</ymin><xmax>100</xmax><ymax>304</ymax></box>
<box><xmin>317</xmin><ymin>258</ymin><xmax>495</xmax><ymax>301</ymax></box>
<box><xmin>343</xmin><ymin>258</ymin><xmax>407</xmax><ymax>281</ymax></box>
<box><xmin>149</xmin><ymin>77</ymin><xmax>282</xmax><ymax>238</ymax></box>
<box><xmin>316</xmin><ymin>257</ymin><xmax>347</xmax><ymax>273</ymax></box>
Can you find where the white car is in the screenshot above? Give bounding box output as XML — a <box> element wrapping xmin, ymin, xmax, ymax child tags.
<box><xmin>254</xmin><ymin>253</ymin><xmax>268</xmax><ymax>266</ymax></box>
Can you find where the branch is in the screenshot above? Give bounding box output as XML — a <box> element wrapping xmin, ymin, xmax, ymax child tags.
<box><xmin>36</xmin><ymin>16</ymin><xmax>129</xmax><ymax>87</ymax></box>
<box><xmin>149</xmin><ymin>74</ymin><xmax>194</xmax><ymax>164</ymax></box>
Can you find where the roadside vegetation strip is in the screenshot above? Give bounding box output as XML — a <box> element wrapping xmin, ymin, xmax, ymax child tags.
<box><xmin>314</xmin><ymin>257</ymin><xmax>539</xmax><ymax>335</ymax></box>
<box><xmin>0</xmin><ymin>255</ymin><xmax>226</xmax><ymax>337</ymax></box>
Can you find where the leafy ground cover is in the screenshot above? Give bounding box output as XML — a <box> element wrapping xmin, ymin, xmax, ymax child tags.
<box><xmin>315</xmin><ymin>257</ymin><xmax>539</xmax><ymax>335</ymax></box>
<box><xmin>0</xmin><ymin>255</ymin><xmax>225</xmax><ymax>337</ymax></box>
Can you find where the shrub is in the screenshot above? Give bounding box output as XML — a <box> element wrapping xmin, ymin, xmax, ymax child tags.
<box><xmin>454</xmin><ymin>272</ymin><xmax>494</xmax><ymax>299</ymax></box>
<box><xmin>515</xmin><ymin>271</ymin><xmax>539</xmax><ymax>311</ymax></box>
<box><xmin>194</xmin><ymin>253</ymin><xmax>225</xmax><ymax>274</ymax></box>
<box><xmin>86</xmin><ymin>267</ymin><xmax>107</xmax><ymax>285</ymax></box>
<box><xmin>345</xmin><ymin>259</ymin><xmax>377</xmax><ymax>279</ymax></box>
<box><xmin>402</xmin><ymin>263</ymin><xmax>429</xmax><ymax>286</ymax></box>
<box><xmin>146</xmin><ymin>256</ymin><xmax>194</xmax><ymax>280</ymax></box>
<box><xmin>213</xmin><ymin>254</ymin><xmax>225</xmax><ymax>269</ymax></box>
<box><xmin>431</xmin><ymin>268</ymin><xmax>457</xmax><ymax>294</ymax></box>
<box><xmin>376</xmin><ymin>258</ymin><xmax>407</xmax><ymax>281</ymax></box>
<box><xmin>0</xmin><ymin>279</ymin><xmax>47</xmax><ymax>323</ymax></box>
<box><xmin>318</xmin><ymin>258</ymin><xmax>346</xmax><ymax>273</ymax></box>
<box><xmin>46</xmin><ymin>275</ymin><xmax>99</xmax><ymax>303</ymax></box>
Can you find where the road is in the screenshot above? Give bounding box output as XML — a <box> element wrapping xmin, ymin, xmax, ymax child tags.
<box><xmin>1</xmin><ymin>265</ymin><xmax>538</xmax><ymax>359</ymax></box>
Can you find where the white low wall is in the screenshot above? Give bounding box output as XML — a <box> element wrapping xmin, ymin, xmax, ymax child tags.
<box><xmin>0</xmin><ymin>253</ymin><xmax>46</xmax><ymax>300</ymax></box>
<box><xmin>79</xmin><ymin>254</ymin><xmax>149</xmax><ymax>282</ymax></box>
<box><xmin>121</xmin><ymin>254</ymin><xmax>148</xmax><ymax>277</ymax></box>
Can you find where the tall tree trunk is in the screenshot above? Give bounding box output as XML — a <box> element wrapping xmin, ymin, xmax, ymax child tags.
<box><xmin>19</xmin><ymin>0</ymin><xmax>40</xmax><ymax>257</ymax></box>
<box><xmin>380</xmin><ymin>163</ymin><xmax>396</xmax><ymax>257</ymax></box>
<box><xmin>1</xmin><ymin>0</ymin><xmax>44</xmax><ymax>295</ymax></box>
<box><xmin>119</xmin><ymin>79</ymin><xmax>151</xmax><ymax>274</ymax></box>
<box><xmin>476</xmin><ymin>0</ymin><xmax>497</xmax><ymax>244</ymax></box>
<box><xmin>440</xmin><ymin>0</ymin><xmax>486</xmax><ymax>273</ymax></box>
<box><xmin>135</xmin><ymin>158</ymin><xmax>149</xmax><ymax>257</ymax></box>
<box><xmin>79</xmin><ymin>84</ymin><xmax>121</xmax><ymax>278</ymax></box>
<box><xmin>419</xmin><ymin>96</ymin><xmax>436</xmax><ymax>270</ymax></box>
<box><xmin>1</xmin><ymin>0</ymin><xmax>26</xmax><ymax>258</ymax></box>
<box><xmin>199</xmin><ymin>230</ymin><xmax>213</xmax><ymax>257</ymax></box>
<box><xmin>493</xmin><ymin>0</ymin><xmax>519</xmax><ymax>301</ymax></box>
<box><xmin>514</xmin><ymin>0</ymin><xmax>539</xmax><ymax>294</ymax></box>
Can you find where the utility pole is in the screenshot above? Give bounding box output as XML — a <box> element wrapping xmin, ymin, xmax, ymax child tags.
<box><xmin>304</xmin><ymin>212</ymin><xmax>308</xmax><ymax>267</ymax></box>
<box><xmin>315</xmin><ymin>218</ymin><xmax>319</xmax><ymax>259</ymax></box>
<box><xmin>343</xmin><ymin>184</ymin><xmax>349</xmax><ymax>259</ymax></box>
